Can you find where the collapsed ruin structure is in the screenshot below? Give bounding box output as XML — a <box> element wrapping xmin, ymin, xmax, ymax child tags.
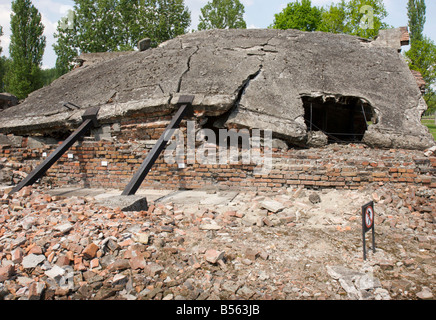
<box><xmin>0</xmin><ymin>29</ymin><xmax>435</xmax><ymax>192</ymax></box>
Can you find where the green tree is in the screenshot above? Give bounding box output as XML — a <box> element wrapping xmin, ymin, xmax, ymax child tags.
<box><xmin>0</xmin><ymin>58</ymin><xmax>11</xmax><ymax>93</ymax></box>
<box><xmin>54</xmin><ymin>0</ymin><xmax>190</xmax><ymax>76</ymax></box>
<box><xmin>151</xmin><ymin>0</ymin><xmax>191</xmax><ymax>44</ymax></box>
<box><xmin>53</xmin><ymin>15</ymin><xmax>78</xmax><ymax>77</ymax></box>
<box><xmin>405</xmin><ymin>0</ymin><xmax>436</xmax><ymax>113</ymax></box>
<box><xmin>407</xmin><ymin>0</ymin><xmax>426</xmax><ymax>44</ymax></box>
<box><xmin>271</xmin><ymin>0</ymin><xmax>323</xmax><ymax>32</ymax></box>
<box><xmin>5</xmin><ymin>0</ymin><xmax>46</xmax><ymax>99</ymax></box>
<box><xmin>318</xmin><ymin>0</ymin><xmax>348</xmax><ymax>34</ymax></box>
<box><xmin>40</xmin><ymin>67</ymin><xmax>58</xmax><ymax>87</ymax></box>
<box><xmin>319</xmin><ymin>0</ymin><xmax>389</xmax><ymax>39</ymax></box>
<box><xmin>198</xmin><ymin>0</ymin><xmax>247</xmax><ymax>30</ymax></box>
<box><xmin>0</xmin><ymin>25</ymin><xmax>4</xmax><ymax>92</ymax></box>
<box><xmin>0</xmin><ymin>25</ymin><xmax>3</xmax><ymax>55</ymax></box>
<box><xmin>406</xmin><ymin>37</ymin><xmax>436</xmax><ymax>109</ymax></box>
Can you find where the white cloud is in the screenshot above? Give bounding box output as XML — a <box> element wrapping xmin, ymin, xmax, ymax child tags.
<box><xmin>59</xmin><ymin>4</ymin><xmax>74</xmax><ymax>15</ymax></box>
<box><xmin>241</xmin><ymin>0</ymin><xmax>254</xmax><ymax>7</ymax></box>
<box><xmin>0</xmin><ymin>3</ymin><xmax>12</xmax><ymax>57</ymax></box>
<box><xmin>185</xmin><ymin>0</ymin><xmax>208</xmax><ymax>30</ymax></box>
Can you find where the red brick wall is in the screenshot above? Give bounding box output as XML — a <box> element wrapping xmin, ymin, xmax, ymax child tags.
<box><xmin>1</xmin><ymin>115</ymin><xmax>435</xmax><ymax>191</ymax></box>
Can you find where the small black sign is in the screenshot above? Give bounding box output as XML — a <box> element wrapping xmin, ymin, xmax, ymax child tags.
<box><xmin>362</xmin><ymin>201</ymin><xmax>376</xmax><ymax>260</ymax></box>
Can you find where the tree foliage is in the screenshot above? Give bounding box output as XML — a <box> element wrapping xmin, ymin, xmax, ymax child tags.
<box><xmin>0</xmin><ymin>25</ymin><xmax>3</xmax><ymax>56</ymax></box>
<box><xmin>198</xmin><ymin>0</ymin><xmax>247</xmax><ymax>30</ymax></box>
<box><xmin>0</xmin><ymin>25</ymin><xmax>4</xmax><ymax>92</ymax></box>
<box><xmin>40</xmin><ymin>67</ymin><xmax>58</xmax><ymax>87</ymax></box>
<box><xmin>0</xmin><ymin>58</ymin><xmax>10</xmax><ymax>93</ymax></box>
<box><xmin>5</xmin><ymin>0</ymin><xmax>46</xmax><ymax>99</ymax></box>
<box><xmin>405</xmin><ymin>0</ymin><xmax>436</xmax><ymax>112</ymax></box>
<box><xmin>319</xmin><ymin>0</ymin><xmax>389</xmax><ymax>39</ymax></box>
<box><xmin>271</xmin><ymin>0</ymin><xmax>322</xmax><ymax>32</ymax></box>
<box><xmin>272</xmin><ymin>0</ymin><xmax>389</xmax><ymax>39</ymax></box>
<box><xmin>54</xmin><ymin>0</ymin><xmax>191</xmax><ymax>76</ymax></box>
<box><xmin>406</xmin><ymin>36</ymin><xmax>436</xmax><ymax>109</ymax></box>
<box><xmin>407</xmin><ymin>0</ymin><xmax>426</xmax><ymax>43</ymax></box>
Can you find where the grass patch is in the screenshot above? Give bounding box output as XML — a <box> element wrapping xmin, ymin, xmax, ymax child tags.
<box><xmin>422</xmin><ymin>118</ymin><xmax>436</xmax><ymax>141</ymax></box>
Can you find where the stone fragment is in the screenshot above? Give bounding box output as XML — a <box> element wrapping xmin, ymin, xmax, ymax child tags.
<box><xmin>245</xmin><ymin>248</ymin><xmax>259</xmax><ymax>261</ymax></box>
<box><xmin>237</xmin><ymin>286</ymin><xmax>256</xmax><ymax>298</ymax></box>
<box><xmin>130</xmin><ymin>256</ymin><xmax>147</xmax><ymax>270</ymax></box>
<box><xmin>56</xmin><ymin>254</ymin><xmax>71</xmax><ymax>266</ymax></box>
<box><xmin>309</xmin><ymin>193</ymin><xmax>321</xmax><ymax>204</ymax></box>
<box><xmin>97</xmin><ymin>195</ymin><xmax>148</xmax><ymax>212</ymax></box>
<box><xmin>21</xmin><ymin>216</ymin><xmax>36</xmax><ymax>230</ymax></box>
<box><xmin>260</xmin><ymin>200</ymin><xmax>285</xmax><ymax>213</ymax></box>
<box><xmin>307</xmin><ymin>131</ymin><xmax>328</xmax><ymax>147</ymax></box>
<box><xmin>109</xmin><ymin>259</ymin><xmax>130</xmax><ymax>271</ymax></box>
<box><xmin>104</xmin><ymin>238</ymin><xmax>120</xmax><ymax>251</ymax></box>
<box><xmin>22</xmin><ymin>254</ymin><xmax>46</xmax><ymax>269</ymax></box>
<box><xmin>424</xmin><ymin>145</ymin><xmax>436</xmax><ymax>157</ymax></box>
<box><xmin>138</xmin><ymin>38</ymin><xmax>151</xmax><ymax>51</ymax></box>
<box><xmin>416</xmin><ymin>287</ymin><xmax>433</xmax><ymax>300</ymax></box>
<box><xmin>28</xmin><ymin>245</ymin><xmax>43</xmax><ymax>255</ymax></box>
<box><xmin>11</xmin><ymin>247</ymin><xmax>24</xmax><ymax>264</ymax></box>
<box><xmin>144</xmin><ymin>263</ymin><xmax>165</xmax><ymax>276</ymax></box>
<box><xmin>200</xmin><ymin>224</ymin><xmax>222</xmax><ymax>231</ymax></box>
<box><xmin>83</xmin><ymin>243</ymin><xmax>99</xmax><ymax>260</ymax></box>
<box><xmin>93</xmin><ymin>287</ymin><xmax>117</xmax><ymax>300</ymax></box>
<box><xmin>112</xmin><ymin>274</ymin><xmax>128</xmax><ymax>287</ymax></box>
<box><xmin>374</xmin><ymin>288</ymin><xmax>391</xmax><ymax>300</ymax></box>
<box><xmin>45</xmin><ymin>265</ymin><xmax>65</xmax><ymax>281</ymax></box>
<box><xmin>90</xmin><ymin>258</ymin><xmax>99</xmax><ymax>269</ymax></box>
<box><xmin>55</xmin><ymin>223</ymin><xmax>74</xmax><ymax>234</ymax></box>
<box><xmin>28</xmin><ymin>282</ymin><xmax>45</xmax><ymax>300</ymax></box>
<box><xmin>204</xmin><ymin>249</ymin><xmax>225</xmax><ymax>264</ymax></box>
<box><xmin>0</xmin><ymin>265</ymin><xmax>14</xmax><ymax>282</ymax></box>
<box><xmin>17</xmin><ymin>276</ymin><xmax>33</xmax><ymax>286</ymax></box>
<box><xmin>134</xmin><ymin>233</ymin><xmax>149</xmax><ymax>245</ymax></box>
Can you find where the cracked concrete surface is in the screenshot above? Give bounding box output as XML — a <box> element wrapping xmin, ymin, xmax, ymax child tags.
<box><xmin>0</xmin><ymin>29</ymin><xmax>433</xmax><ymax>150</ymax></box>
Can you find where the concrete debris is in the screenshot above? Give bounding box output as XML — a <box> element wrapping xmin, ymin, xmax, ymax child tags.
<box><xmin>309</xmin><ymin>193</ymin><xmax>321</xmax><ymax>204</ymax></box>
<box><xmin>260</xmin><ymin>200</ymin><xmax>285</xmax><ymax>213</ymax></box>
<box><xmin>96</xmin><ymin>195</ymin><xmax>148</xmax><ymax>212</ymax></box>
<box><xmin>0</xmin><ymin>183</ymin><xmax>434</xmax><ymax>300</ymax></box>
<box><xmin>416</xmin><ymin>287</ymin><xmax>434</xmax><ymax>300</ymax></box>
<box><xmin>22</xmin><ymin>254</ymin><xmax>46</xmax><ymax>269</ymax></box>
<box><xmin>138</xmin><ymin>38</ymin><xmax>151</xmax><ymax>52</ymax></box>
<box><xmin>326</xmin><ymin>265</ymin><xmax>385</xmax><ymax>300</ymax></box>
<box><xmin>424</xmin><ymin>146</ymin><xmax>436</xmax><ymax>157</ymax></box>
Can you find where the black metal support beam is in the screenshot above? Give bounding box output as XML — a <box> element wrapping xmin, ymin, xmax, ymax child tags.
<box><xmin>122</xmin><ymin>95</ymin><xmax>195</xmax><ymax>196</ymax></box>
<box><xmin>11</xmin><ymin>106</ymin><xmax>100</xmax><ymax>194</ymax></box>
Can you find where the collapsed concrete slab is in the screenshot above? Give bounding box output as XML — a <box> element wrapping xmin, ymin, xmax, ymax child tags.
<box><xmin>0</xmin><ymin>29</ymin><xmax>433</xmax><ymax>150</ymax></box>
<box><xmin>96</xmin><ymin>195</ymin><xmax>148</xmax><ymax>212</ymax></box>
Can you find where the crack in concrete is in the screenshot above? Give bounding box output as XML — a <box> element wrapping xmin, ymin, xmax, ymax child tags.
<box><xmin>177</xmin><ymin>46</ymin><xmax>200</xmax><ymax>93</ymax></box>
<box><xmin>234</xmin><ymin>65</ymin><xmax>264</xmax><ymax>109</ymax></box>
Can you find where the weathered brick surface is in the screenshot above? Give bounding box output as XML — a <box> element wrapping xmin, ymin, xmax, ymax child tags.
<box><xmin>0</xmin><ymin>116</ymin><xmax>435</xmax><ymax>191</ymax></box>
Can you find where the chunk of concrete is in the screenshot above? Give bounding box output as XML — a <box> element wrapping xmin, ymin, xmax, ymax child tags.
<box><xmin>260</xmin><ymin>200</ymin><xmax>285</xmax><ymax>213</ymax></box>
<box><xmin>138</xmin><ymin>38</ymin><xmax>151</xmax><ymax>51</ymax></box>
<box><xmin>97</xmin><ymin>195</ymin><xmax>148</xmax><ymax>212</ymax></box>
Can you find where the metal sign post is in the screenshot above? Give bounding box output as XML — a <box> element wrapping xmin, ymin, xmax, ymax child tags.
<box><xmin>362</xmin><ymin>201</ymin><xmax>376</xmax><ymax>260</ymax></box>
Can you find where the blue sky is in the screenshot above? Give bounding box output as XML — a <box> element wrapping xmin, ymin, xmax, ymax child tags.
<box><xmin>1</xmin><ymin>0</ymin><xmax>435</xmax><ymax>68</ymax></box>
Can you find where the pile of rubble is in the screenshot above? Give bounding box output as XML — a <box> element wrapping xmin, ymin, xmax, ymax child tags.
<box><xmin>0</xmin><ymin>182</ymin><xmax>434</xmax><ymax>300</ymax></box>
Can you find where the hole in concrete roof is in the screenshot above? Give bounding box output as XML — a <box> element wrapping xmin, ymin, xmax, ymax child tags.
<box><xmin>302</xmin><ymin>95</ymin><xmax>377</xmax><ymax>144</ymax></box>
